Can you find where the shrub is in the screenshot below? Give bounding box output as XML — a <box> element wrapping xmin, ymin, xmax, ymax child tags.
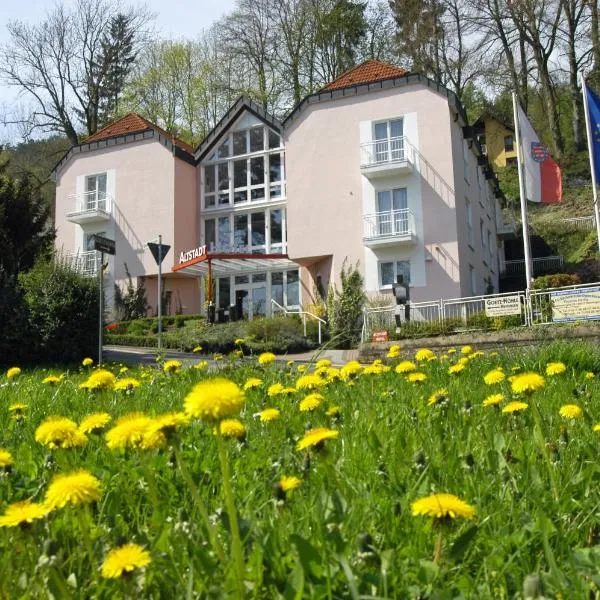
<box><xmin>575</xmin><ymin>259</ymin><xmax>600</xmax><ymax>284</ymax></box>
<box><xmin>0</xmin><ymin>267</ymin><xmax>31</xmax><ymax>365</ymax></box>
<box><xmin>19</xmin><ymin>258</ymin><xmax>98</xmax><ymax>363</ymax></box>
<box><xmin>114</xmin><ymin>264</ymin><xmax>149</xmax><ymax>321</ymax></box>
<box><xmin>327</xmin><ymin>261</ymin><xmax>365</xmax><ymax>348</ymax></box>
<box><xmin>532</xmin><ymin>273</ymin><xmax>581</xmax><ymax>290</ymax></box>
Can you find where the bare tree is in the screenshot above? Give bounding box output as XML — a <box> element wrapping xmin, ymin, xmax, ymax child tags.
<box><xmin>0</xmin><ymin>0</ymin><xmax>153</xmax><ymax>145</ymax></box>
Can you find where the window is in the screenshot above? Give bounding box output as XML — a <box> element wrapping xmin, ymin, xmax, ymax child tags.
<box><xmin>218</xmin><ymin>164</ymin><xmax>229</xmax><ymax>206</ymax></box>
<box><xmin>233</xmin><ymin>131</ymin><xmax>247</xmax><ymax>155</ymax></box>
<box><xmin>380</xmin><ymin>260</ymin><xmax>411</xmax><ymax>287</ymax></box>
<box><xmin>250</xmin><ymin>127</ymin><xmax>264</xmax><ymax>152</ymax></box>
<box><xmin>504</xmin><ymin>135</ymin><xmax>514</xmax><ymax>152</ymax></box>
<box><xmin>271</xmin><ymin>272</ymin><xmax>284</xmax><ymax>305</ymax></box>
<box><xmin>234</xmin><ymin>214</ymin><xmax>248</xmax><ymax>248</ymax></box>
<box><xmin>463</xmin><ymin>141</ymin><xmax>469</xmax><ymax>182</ymax></box>
<box><xmin>287</xmin><ymin>270</ymin><xmax>299</xmax><ymax>305</ymax></box>
<box><xmin>466</xmin><ymin>198</ymin><xmax>474</xmax><ymax>247</ymax></box>
<box><xmin>85</xmin><ymin>231</ymin><xmax>105</xmax><ymax>251</ymax></box>
<box><xmin>506</xmin><ymin>156</ymin><xmax>517</xmax><ymax>166</ymax></box>
<box><xmin>250</xmin><ymin>212</ymin><xmax>266</xmax><ymax>251</ymax></box>
<box><xmin>218</xmin><ymin>216</ymin><xmax>230</xmax><ymax>250</ymax></box>
<box><xmin>85</xmin><ymin>173</ymin><xmax>107</xmax><ymax>210</ymax></box>
<box><xmin>205</xmin><ymin>219</ymin><xmax>216</xmax><ymax>249</ymax></box>
<box><xmin>376</xmin><ymin>188</ymin><xmax>408</xmax><ymax>236</ymax></box>
<box><xmin>270</xmin><ymin>209</ymin><xmax>283</xmax><ymax>252</ymax></box>
<box><xmin>469</xmin><ymin>265</ymin><xmax>476</xmax><ymax>295</ymax></box>
<box><xmin>373</xmin><ymin>119</ymin><xmax>404</xmax><ymax>162</ymax></box>
<box><xmin>218</xmin><ymin>277</ymin><xmax>231</xmax><ymax>310</ymax></box>
<box><xmin>487</xmin><ymin>229</ymin><xmax>493</xmax><ymax>265</ymax></box>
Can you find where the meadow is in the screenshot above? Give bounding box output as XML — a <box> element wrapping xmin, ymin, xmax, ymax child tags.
<box><xmin>1</xmin><ymin>341</ymin><xmax>600</xmax><ymax>599</ymax></box>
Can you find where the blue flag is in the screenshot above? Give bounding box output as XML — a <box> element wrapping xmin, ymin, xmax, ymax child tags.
<box><xmin>586</xmin><ymin>84</ymin><xmax>600</xmax><ymax>182</ymax></box>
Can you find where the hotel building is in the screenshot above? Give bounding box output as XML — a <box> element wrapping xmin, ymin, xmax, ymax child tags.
<box><xmin>53</xmin><ymin>60</ymin><xmax>511</xmax><ymax>319</ymax></box>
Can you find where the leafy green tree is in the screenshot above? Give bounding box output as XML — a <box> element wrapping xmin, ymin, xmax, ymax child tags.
<box><xmin>0</xmin><ymin>154</ymin><xmax>54</xmax><ymax>276</ymax></box>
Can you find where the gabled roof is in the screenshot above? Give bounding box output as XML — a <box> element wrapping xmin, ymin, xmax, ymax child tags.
<box><xmin>86</xmin><ymin>113</ymin><xmax>195</xmax><ymax>154</ymax></box>
<box><xmin>322</xmin><ymin>59</ymin><xmax>408</xmax><ymax>91</ymax></box>
<box><xmin>473</xmin><ymin>109</ymin><xmax>514</xmax><ymax>133</ymax></box>
<box><xmin>194</xmin><ymin>96</ymin><xmax>282</xmax><ymax>161</ymax></box>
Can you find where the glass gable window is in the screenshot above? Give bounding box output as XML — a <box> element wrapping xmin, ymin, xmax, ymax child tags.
<box><xmin>202</xmin><ymin>123</ymin><xmax>285</xmax><ymax>208</ymax></box>
<box><xmin>251</xmin><ymin>212</ymin><xmax>266</xmax><ymax>251</ymax></box>
<box><xmin>205</xmin><ymin>219</ymin><xmax>216</xmax><ymax>249</ymax></box>
<box><xmin>270</xmin><ymin>209</ymin><xmax>283</xmax><ymax>252</ymax></box>
<box><xmin>218</xmin><ymin>216</ymin><xmax>230</xmax><ymax>249</ymax></box>
<box><xmin>234</xmin><ymin>214</ymin><xmax>248</xmax><ymax>248</ymax></box>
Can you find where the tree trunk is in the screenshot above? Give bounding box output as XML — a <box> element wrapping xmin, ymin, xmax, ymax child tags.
<box><xmin>589</xmin><ymin>0</ymin><xmax>600</xmax><ymax>85</ymax></box>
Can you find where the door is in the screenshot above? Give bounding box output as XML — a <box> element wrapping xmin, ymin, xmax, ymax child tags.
<box><xmin>374</xmin><ymin>120</ymin><xmax>404</xmax><ymax>163</ymax></box>
<box><xmin>392</xmin><ymin>188</ymin><xmax>408</xmax><ymax>234</ymax></box>
<box><xmin>85</xmin><ymin>174</ymin><xmax>107</xmax><ymax>210</ymax></box>
<box><xmin>235</xmin><ymin>289</ymin><xmax>249</xmax><ymax>320</ymax></box>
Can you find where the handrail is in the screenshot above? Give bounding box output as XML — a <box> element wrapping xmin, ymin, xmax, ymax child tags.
<box><xmin>360</xmin><ymin>136</ymin><xmax>415</xmax><ymax>168</ymax></box>
<box><xmin>271</xmin><ymin>299</ymin><xmax>325</xmax><ymax>345</ymax></box>
<box><xmin>363</xmin><ymin>208</ymin><xmax>415</xmax><ymax>240</ymax></box>
<box><xmin>66</xmin><ymin>191</ymin><xmax>113</xmax><ymax>215</ymax></box>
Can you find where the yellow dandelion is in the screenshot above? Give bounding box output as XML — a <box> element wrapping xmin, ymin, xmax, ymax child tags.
<box><xmin>194</xmin><ymin>360</ymin><xmax>208</xmax><ymax>370</ymax></box>
<box><xmin>593</xmin><ymin>423</ymin><xmax>600</xmax><ymax>432</ymax></box>
<box><xmin>142</xmin><ymin>412</ymin><xmax>189</xmax><ymax>448</ymax></box>
<box><xmin>114</xmin><ymin>377</ymin><xmax>141</xmax><ymax>391</ymax></box>
<box><xmin>395</xmin><ymin>360</ymin><xmax>417</xmax><ymax>374</ymax></box>
<box><xmin>511</xmin><ymin>366</ymin><xmax>521</xmax><ymax>372</ymax></box>
<box><xmin>484</xmin><ymin>369</ymin><xmax>505</xmax><ymax>385</ymax></box>
<box><xmin>42</xmin><ymin>375</ymin><xmax>62</xmax><ymax>385</ymax></box>
<box><xmin>585</xmin><ymin>371</ymin><xmax>595</xmax><ymax>379</ymax></box>
<box><xmin>106</xmin><ymin>413</ymin><xmax>153</xmax><ymax>450</ymax></box>
<box><xmin>448</xmin><ymin>363</ymin><xmax>465</xmax><ymax>375</ymax></box>
<box><xmin>297</xmin><ymin>364</ymin><xmax>307</xmax><ymax>373</ymax></box>
<box><xmin>299</xmin><ymin>393</ymin><xmax>323</xmax><ymax>412</ymax></box>
<box><xmin>244</xmin><ymin>377</ymin><xmax>263</xmax><ymax>390</ymax></box>
<box><xmin>407</xmin><ymin>372</ymin><xmax>427</xmax><ymax>383</ymax></box>
<box><xmin>268</xmin><ymin>383</ymin><xmax>294</xmax><ymax>397</ymax></box>
<box><xmin>35</xmin><ymin>417</ymin><xmax>87</xmax><ymax>449</ymax></box>
<box><xmin>213</xmin><ymin>353</ymin><xmax>224</xmax><ymax>362</ymax></box>
<box><xmin>184</xmin><ymin>378</ymin><xmax>245</xmax><ymax>421</ymax></box>
<box><xmin>258</xmin><ymin>352</ymin><xmax>276</xmax><ymax>366</ymax></box>
<box><xmin>234</xmin><ymin>338</ymin><xmax>245</xmax><ymax>346</ymax></box>
<box><xmin>502</xmin><ymin>401</ymin><xmax>529</xmax><ymax>414</ymax></box>
<box><xmin>44</xmin><ymin>470</ymin><xmax>102</xmax><ymax>510</ymax></box>
<box><xmin>6</xmin><ymin>367</ymin><xmax>21</xmax><ymax>379</ymax></box>
<box><xmin>411</xmin><ymin>493</ymin><xmax>476</xmax><ymax>520</ymax></box>
<box><xmin>82</xmin><ymin>357</ymin><xmax>94</xmax><ymax>367</ymax></box>
<box><xmin>101</xmin><ymin>544</ymin><xmax>151</xmax><ymax>579</ymax></box>
<box><xmin>326</xmin><ymin>367</ymin><xmax>342</xmax><ymax>382</ymax></box>
<box><xmin>458</xmin><ymin>357</ymin><xmax>469</xmax><ymax>365</ymax></box>
<box><xmin>217</xmin><ymin>419</ymin><xmax>246</xmax><ymax>439</ymax></box>
<box><xmin>296</xmin><ymin>427</ymin><xmax>339</xmax><ymax>451</ymax></box>
<box><xmin>559</xmin><ymin>404</ymin><xmax>582</xmax><ymax>419</ymax></box>
<box><xmin>415</xmin><ymin>349</ymin><xmax>435</xmax><ymax>362</ymax></box>
<box><xmin>483</xmin><ymin>394</ymin><xmax>504</xmax><ymax>407</ymax></box>
<box><xmin>326</xmin><ymin>406</ymin><xmax>341</xmax><ymax>417</ymax></box>
<box><xmin>163</xmin><ymin>360</ymin><xmax>182</xmax><ymax>373</ymax></box>
<box><xmin>259</xmin><ymin>408</ymin><xmax>280</xmax><ymax>422</ymax></box>
<box><xmin>363</xmin><ymin>364</ymin><xmax>388</xmax><ymax>375</ymax></box>
<box><xmin>470</xmin><ymin>351</ymin><xmax>485</xmax><ymax>359</ymax></box>
<box><xmin>279</xmin><ymin>476</ymin><xmax>302</xmax><ymax>493</ymax></box>
<box><xmin>296</xmin><ymin>374</ymin><xmax>324</xmax><ymax>390</ymax></box>
<box><xmin>79</xmin><ymin>369</ymin><xmax>116</xmax><ymax>391</ymax></box>
<box><xmin>340</xmin><ymin>361</ymin><xmax>362</xmax><ymax>379</ymax></box>
<box><xmin>9</xmin><ymin>402</ymin><xmax>27</xmax><ymax>413</ymax></box>
<box><xmin>447</xmin><ymin>348</ymin><xmax>457</xmax><ymax>354</ymax></box>
<box><xmin>119</xmin><ymin>367</ymin><xmax>128</xmax><ymax>374</ymax></box>
<box><xmin>79</xmin><ymin>413</ymin><xmax>112</xmax><ymax>434</ymax></box>
<box><xmin>427</xmin><ymin>388</ymin><xmax>448</xmax><ymax>406</ymax></box>
<box><xmin>546</xmin><ymin>362</ymin><xmax>567</xmax><ymax>376</ymax></box>
<box><xmin>460</xmin><ymin>345</ymin><xmax>473</xmax><ymax>355</ymax></box>
<box><xmin>0</xmin><ymin>501</ymin><xmax>49</xmax><ymax>527</ymax></box>
<box><xmin>193</xmin><ymin>346</ymin><xmax>203</xmax><ymax>353</ymax></box>
<box><xmin>511</xmin><ymin>372</ymin><xmax>545</xmax><ymax>395</ymax></box>
<box><xmin>0</xmin><ymin>449</ymin><xmax>13</xmax><ymax>469</ymax></box>
<box><xmin>316</xmin><ymin>359</ymin><xmax>332</xmax><ymax>369</ymax></box>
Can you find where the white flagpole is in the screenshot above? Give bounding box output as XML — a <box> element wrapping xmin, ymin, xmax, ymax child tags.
<box><xmin>580</xmin><ymin>71</ymin><xmax>600</xmax><ymax>253</ymax></box>
<box><xmin>512</xmin><ymin>92</ymin><xmax>534</xmax><ymax>290</ymax></box>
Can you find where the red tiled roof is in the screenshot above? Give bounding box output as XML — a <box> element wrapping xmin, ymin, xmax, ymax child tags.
<box><xmin>322</xmin><ymin>59</ymin><xmax>408</xmax><ymax>91</ymax></box>
<box><xmin>84</xmin><ymin>113</ymin><xmax>195</xmax><ymax>155</ymax></box>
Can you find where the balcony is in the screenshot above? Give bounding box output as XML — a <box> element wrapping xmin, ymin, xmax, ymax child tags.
<box><xmin>500</xmin><ymin>255</ymin><xmax>563</xmax><ymax>276</ymax></box>
<box><xmin>363</xmin><ymin>209</ymin><xmax>417</xmax><ymax>247</ymax></box>
<box><xmin>497</xmin><ymin>209</ymin><xmax>518</xmax><ymax>239</ymax></box>
<box><xmin>360</xmin><ymin>136</ymin><xmax>415</xmax><ymax>179</ymax></box>
<box><xmin>66</xmin><ymin>192</ymin><xmax>112</xmax><ymax>224</ymax></box>
<box><xmin>67</xmin><ymin>251</ymin><xmax>98</xmax><ymax>277</ymax></box>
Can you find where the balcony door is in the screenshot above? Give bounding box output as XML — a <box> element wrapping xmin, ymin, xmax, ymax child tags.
<box><xmin>377</xmin><ymin>188</ymin><xmax>407</xmax><ymax>236</ymax></box>
<box><xmin>373</xmin><ymin>119</ymin><xmax>404</xmax><ymax>163</ymax></box>
<box><xmin>85</xmin><ymin>174</ymin><xmax>107</xmax><ymax>211</ymax></box>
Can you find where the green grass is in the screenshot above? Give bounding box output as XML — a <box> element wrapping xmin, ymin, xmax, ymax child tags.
<box><xmin>2</xmin><ymin>342</ymin><xmax>600</xmax><ymax>597</ymax></box>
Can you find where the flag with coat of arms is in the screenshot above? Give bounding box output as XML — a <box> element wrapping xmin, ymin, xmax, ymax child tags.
<box><xmin>515</xmin><ymin>104</ymin><xmax>563</xmax><ymax>204</ymax></box>
<box><xmin>584</xmin><ymin>83</ymin><xmax>600</xmax><ymax>182</ymax></box>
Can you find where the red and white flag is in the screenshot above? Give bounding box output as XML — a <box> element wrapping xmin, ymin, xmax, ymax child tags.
<box><xmin>516</xmin><ymin>104</ymin><xmax>562</xmax><ymax>204</ymax></box>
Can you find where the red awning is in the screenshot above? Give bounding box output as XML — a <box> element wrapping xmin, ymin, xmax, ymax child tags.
<box><xmin>172</xmin><ymin>251</ymin><xmax>298</xmax><ymax>276</ymax></box>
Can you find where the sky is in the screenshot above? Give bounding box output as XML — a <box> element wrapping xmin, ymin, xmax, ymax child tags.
<box><xmin>0</xmin><ymin>0</ymin><xmax>237</xmax><ymax>142</ymax></box>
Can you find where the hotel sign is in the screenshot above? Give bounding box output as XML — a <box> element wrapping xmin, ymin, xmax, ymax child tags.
<box><xmin>179</xmin><ymin>245</ymin><xmax>207</xmax><ymax>264</ymax></box>
<box><xmin>484</xmin><ymin>295</ymin><xmax>522</xmax><ymax>317</ymax></box>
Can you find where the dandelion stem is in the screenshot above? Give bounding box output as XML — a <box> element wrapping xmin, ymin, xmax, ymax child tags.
<box><xmin>217</xmin><ymin>433</ymin><xmax>245</xmax><ymax>596</ymax></box>
<box><xmin>433</xmin><ymin>522</ymin><xmax>444</xmax><ymax>564</ymax></box>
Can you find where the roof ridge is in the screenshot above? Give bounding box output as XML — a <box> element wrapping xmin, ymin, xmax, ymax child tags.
<box><xmin>322</xmin><ymin>59</ymin><xmax>408</xmax><ymax>92</ymax></box>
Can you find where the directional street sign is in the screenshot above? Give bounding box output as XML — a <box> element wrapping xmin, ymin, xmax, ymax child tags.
<box><xmin>93</xmin><ymin>235</ymin><xmax>115</xmax><ymax>255</ymax></box>
<box><xmin>148</xmin><ymin>242</ymin><xmax>171</xmax><ymax>265</ymax></box>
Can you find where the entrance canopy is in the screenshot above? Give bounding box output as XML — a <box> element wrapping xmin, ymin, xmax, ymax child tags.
<box><xmin>172</xmin><ymin>251</ymin><xmax>298</xmax><ymax>277</ymax></box>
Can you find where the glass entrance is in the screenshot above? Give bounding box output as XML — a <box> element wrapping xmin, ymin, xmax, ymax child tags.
<box><xmin>234</xmin><ymin>282</ymin><xmax>267</xmax><ymax>319</ymax></box>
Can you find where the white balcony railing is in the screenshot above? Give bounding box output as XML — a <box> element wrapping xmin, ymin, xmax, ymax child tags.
<box><xmin>501</xmin><ymin>256</ymin><xmax>563</xmax><ymax>276</ymax></box>
<box><xmin>67</xmin><ymin>251</ymin><xmax>98</xmax><ymax>277</ymax></box>
<box><xmin>363</xmin><ymin>209</ymin><xmax>416</xmax><ymax>243</ymax></box>
<box><xmin>66</xmin><ymin>191</ymin><xmax>112</xmax><ymax>222</ymax></box>
<box><xmin>360</xmin><ymin>136</ymin><xmax>415</xmax><ymax>170</ymax></box>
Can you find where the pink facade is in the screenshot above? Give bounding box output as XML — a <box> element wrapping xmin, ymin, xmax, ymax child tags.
<box><xmin>53</xmin><ymin>64</ymin><xmax>506</xmax><ymax>321</ymax></box>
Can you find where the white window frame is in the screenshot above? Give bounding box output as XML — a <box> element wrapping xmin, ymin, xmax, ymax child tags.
<box><xmin>469</xmin><ymin>265</ymin><xmax>476</xmax><ymax>295</ymax></box>
<box><xmin>379</xmin><ymin>260</ymin><xmax>411</xmax><ymax>289</ymax></box>
<box><xmin>463</xmin><ymin>141</ymin><xmax>469</xmax><ymax>183</ymax></box>
<box><xmin>466</xmin><ymin>198</ymin><xmax>474</xmax><ymax>248</ymax></box>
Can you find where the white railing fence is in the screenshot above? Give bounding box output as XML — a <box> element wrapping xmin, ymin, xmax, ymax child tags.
<box><xmin>360</xmin><ymin>136</ymin><xmax>416</xmax><ymax>168</ymax></box>
<box><xmin>67</xmin><ymin>191</ymin><xmax>113</xmax><ymax>216</ymax></box>
<box><xmin>501</xmin><ymin>256</ymin><xmax>563</xmax><ymax>276</ymax></box>
<box><xmin>564</xmin><ymin>215</ymin><xmax>596</xmax><ymax>230</ymax></box>
<box><xmin>67</xmin><ymin>250</ymin><xmax>99</xmax><ymax>277</ymax></box>
<box><xmin>271</xmin><ymin>299</ymin><xmax>326</xmax><ymax>345</ymax></box>
<box><xmin>363</xmin><ymin>209</ymin><xmax>415</xmax><ymax>239</ymax></box>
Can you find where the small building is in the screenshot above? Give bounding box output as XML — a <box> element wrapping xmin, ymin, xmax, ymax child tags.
<box><xmin>53</xmin><ymin>60</ymin><xmax>513</xmax><ymax>320</ymax></box>
<box><xmin>472</xmin><ymin>111</ymin><xmax>517</xmax><ymax>168</ymax></box>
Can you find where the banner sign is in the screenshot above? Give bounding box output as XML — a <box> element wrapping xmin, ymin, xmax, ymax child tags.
<box><xmin>484</xmin><ymin>295</ymin><xmax>522</xmax><ymax>317</ymax></box>
<box><xmin>372</xmin><ymin>330</ymin><xmax>389</xmax><ymax>343</ymax></box>
<box><xmin>551</xmin><ymin>287</ymin><xmax>600</xmax><ymax>322</ymax></box>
